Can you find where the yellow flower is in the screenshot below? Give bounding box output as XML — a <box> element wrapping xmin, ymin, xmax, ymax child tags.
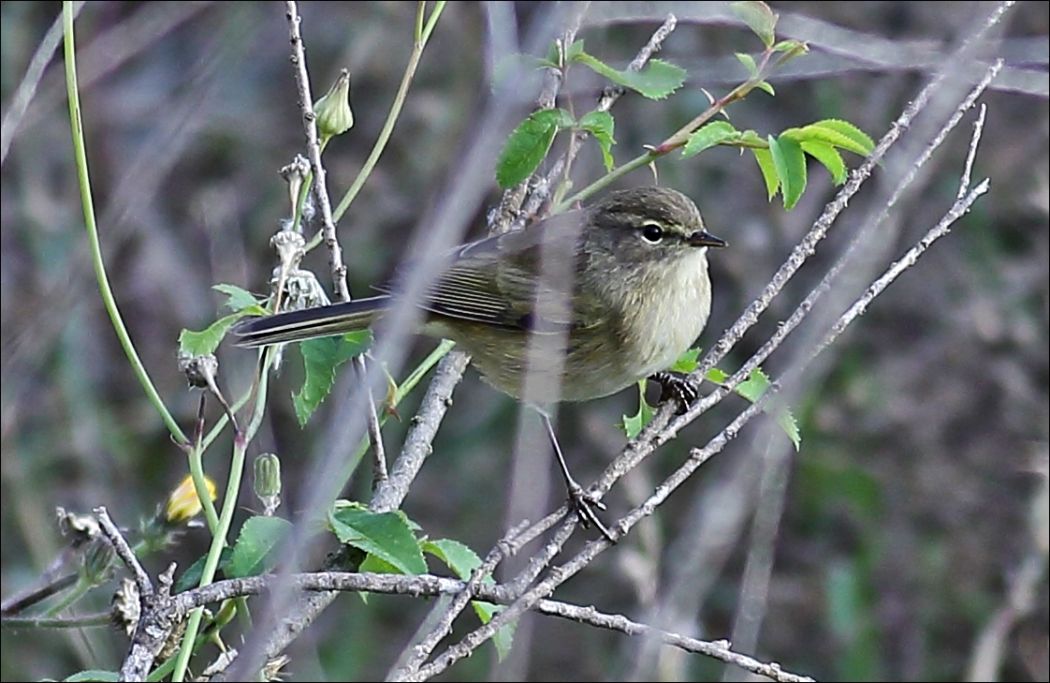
<box><xmin>165</xmin><ymin>474</ymin><xmax>217</xmax><ymax>524</ymax></box>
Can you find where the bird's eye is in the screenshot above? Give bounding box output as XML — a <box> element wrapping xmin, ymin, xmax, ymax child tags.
<box><xmin>641</xmin><ymin>222</ymin><xmax>664</xmax><ymax>244</ymax></box>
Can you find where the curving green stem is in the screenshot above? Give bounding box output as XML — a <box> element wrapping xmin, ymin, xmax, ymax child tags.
<box><xmin>170</xmin><ymin>354</ymin><xmax>272</xmax><ymax>682</ymax></box>
<box><xmin>62</xmin><ymin>1</ymin><xmax>187</xmax><ymax>445</ymax></box>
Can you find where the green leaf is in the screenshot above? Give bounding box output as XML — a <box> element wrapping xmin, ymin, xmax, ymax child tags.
<box><xmin>731</xmin><ymin>1</ymin><xmax>778</xmax><ymax>47</ymax></box>
<box><xmin>64</xmin><ymin>671</ymin><xmax>120</xmax><ymax>682</ymax></box>
<box><xmin>706</xmin><ymin>367</ymin><xmax>801</xmax><ymax>449</ymax></box>
<box><xmin>175</xmin><ymin>548</ymin><xmax>234</xmax><ymax>593</ymax></box>
<box><xmin>329</xmin><ymin>502</ymin><xmax>426</xmax><ymax>575</ymax></box>
<box><xmin>578</xmin><ymin>110</ymin><xmax>616</xmax><ymax>171</ymax></box>
<box><xmin>225</xmin><ymin>516</ymin><xmax>293</xmax><ymax>578</ymax></box>
<box><xmin>682</xmin><ymin>121</ymin><xmax>739</xmax><ymax>158</ymax></box>
<box><xmin>360</xmin><ymin>553</ymin><xmax>402</xmax><ymax>574</ymax></box>
<box><xmin>573</xmin><ymin>52</ymin><xmax>686</xmax><ymax>100</ymax></box>
<box><xmin>755</xmin><ymin>80</ymin><xmax>775</xmax><ymax>96</ymax></box>
<box><xmin>735</xmin><ymin>52</ymin><xmax>758</xmax><ymax>77</ymax></box>
<box><xmin>496</xmin><ymin>108</ymin><xmax>575</xmax><ymax>189</ymax></box>
<box><xmin>784</xmin><ymin>119</ymin><xmax>874</xmax><ymax>156</ymax></box>
<box><xmin>768</xmin><ymin>134</ymin><xmax>807</xmax><ymax>210</ymax></box>
<box><xmin>801</xmin><ymin>140</ymin><xmax>847</xmax><ymax>185</ymax></box>
<box><xmin>213</xmin><ymin>283</ymin><xmax>265</xmax><ymax>313</ymax></box>
<box><xmin>179</xmin><ymin>312</ymin><xmax>243</xmax><ymax>356</ymax></box>
<box><xmin>751</xmin><ymin>147</ymin><xmax>779</xmax><ymax>200</ymax></box>
<box><xmin>670</xmin><ymin>347</ymin><xmax>701</xmax><ymax>373</ymax></box>
<box><xmin>423</xmin><ymin>539</ymin><xmax>516</xmax><ymax>661</ymax></box>
<box><xmin>292</xmin><ymin>331</ymin><xmax>373</xmax><ymax>426</ymax></box>
<box><xmin>622</xmin><ymin>380</ymin><xmax>655</xmax><ymax>439</ymax></box>
<box><xmin>473</xmin><ymin>600</ymin><xmax>516</xmax><ymax>661</ymax></box>
<box><xmin>424</xmin><ymin>539</ymin><xmax>484</xmax><ymax>580</ymax></box>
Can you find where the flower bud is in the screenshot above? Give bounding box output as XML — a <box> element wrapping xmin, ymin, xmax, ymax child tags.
<box><xmin>314</xmin><ymin>69</ymin><xmax>353</xmax><ymax>141</ymax></box>
<box><xmin>165</xmin><ymin>474</ymin><xmax>217</xmax><ymax>525</ymax></box>
<box><xmin>253</xmin><ymin>452</ymin><xmax>282</xmax><ymax>516</ymax></box>
<box><xmin>56</xmin><ymin>507</ymin><xmax>100</xmax><ymax>548</ymax></box>
<box><xmin>177</xmin><ymin>352</ymin><xmax>219</xmax><ymax>390</ymax></box>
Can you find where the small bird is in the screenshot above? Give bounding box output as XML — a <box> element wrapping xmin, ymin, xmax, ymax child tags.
<box><xmin>235</xmin><ymin>186</ymin><xmax>726</xmax><ymax>538</ymax></box>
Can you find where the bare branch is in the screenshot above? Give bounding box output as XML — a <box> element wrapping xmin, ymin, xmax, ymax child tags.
<box><xmin>536</xmin><ymin>600</ymin><xmax>814</xmax><ymax>683</ymax></box>
<box><xmin>166</xmin><ymin>569</ymin><xmax>811</xmax><ymax>682</ymax></box>
<box><xmin>284</xmin><ymin>0</ymin><xmax>349</xmax><ymax>301</ymax></box>
<box><xmin>367</xmin><ymin>384</ymin><xmax>388</xmax><ymax>489</ymax></box>
<box><xmin>94</xmin><ymin>507</ymin><xmax>151</xmax><ymax>596</ymax></box>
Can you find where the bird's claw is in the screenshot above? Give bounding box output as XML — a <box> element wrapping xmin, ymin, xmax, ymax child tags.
<box><xmin>651</xmin><ymin>371</ymin><xmax>701</xmax><ymax>414</ymax></box>
<box><xmin>566</xmin><ymin>482</ymin><xmax>615</xmax><ymax>543</ymax></box>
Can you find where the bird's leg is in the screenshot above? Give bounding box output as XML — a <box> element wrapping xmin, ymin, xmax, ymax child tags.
<box><xmin>650</xmin><ymin>370</ymin><xmax>701</xmax><ymax>414</ymax></box>
<box><xmin>539</xmin><ymin>412</ymin><xmax>616</xmax><ymax>543</ymax></box>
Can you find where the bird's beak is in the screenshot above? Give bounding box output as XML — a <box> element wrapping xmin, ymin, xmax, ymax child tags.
<box><xmin>687</xmin><ymin>229</ymin><xmax>728</xmax><ymax>248</ymax></box>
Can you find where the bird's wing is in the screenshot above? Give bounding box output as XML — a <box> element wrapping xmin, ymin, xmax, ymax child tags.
<box><xmin>376</xmin><ymin>211</ymin><xmax>588</xmax><ymax>331</ymax></box>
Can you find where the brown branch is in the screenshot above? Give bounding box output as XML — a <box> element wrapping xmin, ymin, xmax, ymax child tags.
<box><xmin>285</xmin><ymin>0</ymin><xmax>349</xmax><ymax>302</ymax></box>
<box><xmin>95</xmin><ymin>507</ymin><xmax>151</xmax><ymax>596</ymax></box>
<box><xmin>165</xmin><ymin>570</ymin><xmax>810</xmax><ymax>682</ymax></box>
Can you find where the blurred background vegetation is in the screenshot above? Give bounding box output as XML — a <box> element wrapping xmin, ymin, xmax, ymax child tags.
<box><xmin>1</xmin><ymin>2</ymin><xmax>1047</xmax><ymax>681</ymax></box>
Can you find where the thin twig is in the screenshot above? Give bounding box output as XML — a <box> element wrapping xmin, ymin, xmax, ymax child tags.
<box><xmin>1</xmin><ymin>611</ymin><xmax>112</xmax><ymax>629</ymax></box>
<box><xmin>94</xmin><ymin>507</ymin><xmax>151</xmax><ymax>597</ymax></box>
<box><xmin>958</xmin><ymin>103</ymin><xmax>986</xmax><ymax>200</ymax></box>
<box><xmin>367</xmin><ymin>385</ymin><xmax>389</xmax><ymax>488</ymax></box>
<box><xmin>0</xmin><ymin>572</ymin><xmax>79</xmax><ymax>616</ymax></box>
<box><xmin>537</xmin><ymin>600</ymin><xmax>814</xmax><ymax>683</ymax></box>
<box><xmin>285</xmin><ymin>0</ymin><xmax>350</xmax><ymax>302</ymax></box>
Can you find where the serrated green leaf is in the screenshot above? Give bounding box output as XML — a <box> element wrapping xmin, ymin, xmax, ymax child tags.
<box><xmin>751</xmin><ymin>147</ymin><xmax>779</xmax><ymax>200</ymax></box>
<box><xmin>226</xmin><ymin>516</ymin><xmax>292</xmax><ymax>578</ymax></box>
<box><xmin>705</xmin><ymin>367</ymin><xmax>801</xmax><ymax>449</ymax></box>
<box><xmin>496</xmin><ymin>109</ymin><xmax>575</xmax><ymax>188</ymax></box>
<box><xmin>622</xmin><ymin>380</ymin><xmax>655</xmax><ymax>439</ymax></box>
<box><xmin>573</xmin><ymin>52</ymin><xmax>686</xmax><ymax>100</ymax></box>
<box><xmin>801</xmin><ymin>140</ymin><xmax>847</xmax><ymax>185</ymax></box>
<box><xmin>578</xmin><ymin>110</ymin><xmax>616</xmax><ymax>171</ymax></box>
<box><xmin>735</xmin><ymin>52</ymin><xmax>758</xmax><ymax>77</ymax></box>
<box><xmin>756</xmin><ymin>80</ymin><xmax>775</xmax><ymax>96</ymax></box>
<box><xmin>329</xmin><ymin>502</ymin><xmax>426</xmax><ymax>575</ymax></box>
<box><xmin>213</xmin><ymin>283</ymin><xmax>264</xmax><ymax>312</ymax></box>
<box><xmin>175</xmin><ymin>548</ymin><xmax>234</xmax><ymax>593</ymax></box>
<box><xmin>671</xmin><ymin>347</ymin><xmax>701</xmax><ymax>373</ymax></box>
<box><xmin>785</xmin><ymin>119</ymin><xmax>874</xmax><ymax>156</ymax></box>
<box><xmin>813</xmin><ymin>119</ymin><xmax>874</xmax><ymax>154</ymax></box>
<box><xmin>424</xmin><ymin>539</ymin><xmax>484</xmax><ymax>581</ymax></box>
<box><xmin>179</xmin><ymin>312</ymin><xmax>243</xmax><ymax>356</ymax></box>
<box><xmin>731</xmin><ymin>1</ymin><xmax>778</xmax><ymax>47</ymax></box>
<box><xmin>64</xmin><ymin>671</ymin><xmax>120</xmax><ymax>682</ymax></box>
<box><xmin>292</xmin><ymin>331</ymin><xmax>372</xmax><ymax>426</ymax></box>
<box><xmin>682</xmin><ymin>121</ymin><xmax>740</xmax><ymax>158</ymax></box>
<box><xmin>768</xmin><ymin>134</ymin><xmax>807</xmax><ymax>210</ymax></box>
